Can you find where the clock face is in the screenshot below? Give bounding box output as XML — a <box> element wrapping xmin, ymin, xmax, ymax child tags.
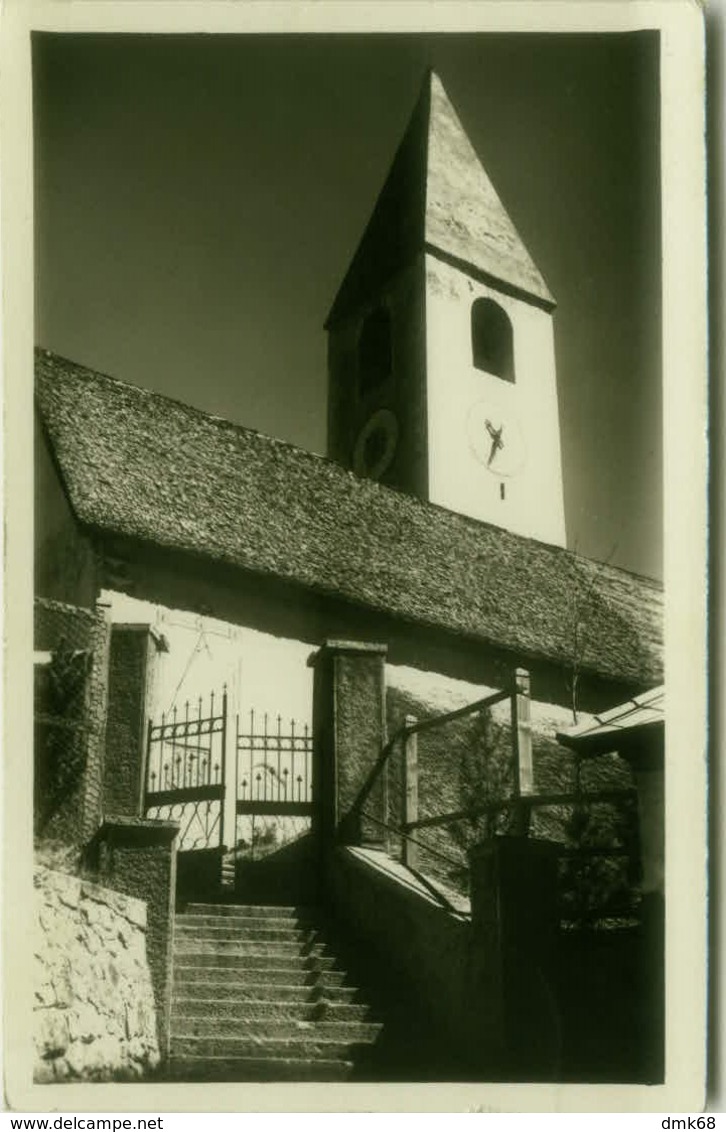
<box><xmin>467</xmin><ymin>400</ymin><xmax>526</xmax><ymax>477</ymax></box>
<box><xmin>352</xmin><ymin>408</ymin><xmax>399</xmax><ymax>480</ymax></box>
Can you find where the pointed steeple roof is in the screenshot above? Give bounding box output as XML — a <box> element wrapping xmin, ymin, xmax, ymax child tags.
<box><xmin>326</xmin><ymin>70</ymin><xmax>554</xmax><ymax>326</ymax></box>
<box><xmin>425</xmin><ymin>72</ymin><xmax>554</xmax><ymax>306</ymax></box>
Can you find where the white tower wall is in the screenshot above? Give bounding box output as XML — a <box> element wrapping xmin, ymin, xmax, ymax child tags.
<box><xmin>425</xmin><ymin>253</ymin><xmax>566</xmax><ymax>546</ymax></box>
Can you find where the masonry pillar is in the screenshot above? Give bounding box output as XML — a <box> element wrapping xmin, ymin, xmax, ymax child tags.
<box><xmin>103</xmin><ymin>624</ymin><xmax>168</xmax><ymax>818</ymax></box>
<box><xmin>34</xmin><ymin>598</ymin><xmax>112</xmax><ymax>846</ymax></box>
<box><xmin>468</xmin><ymin>837</ymin><xmax>560</xmax><ymax>1079</ymax></box>
<box><xmin>79</xmin><ymin>603</ymin><xmax>112</xmax><ymax>841</ymax></box>
<box><xmin>89</xmin><ymin>817</ymin><xmax>179</xmax><ymax>1061</ymax></box>
<box><xmin>309</xmin><ymin>640</ymin><xmax>388</xmax><ymax>853</ymax></box>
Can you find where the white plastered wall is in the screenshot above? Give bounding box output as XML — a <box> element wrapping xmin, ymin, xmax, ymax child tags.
<box><xmin>424</xmin><ymin>253</ymin><xmax>566</xmax><ymax>546</ymax></box>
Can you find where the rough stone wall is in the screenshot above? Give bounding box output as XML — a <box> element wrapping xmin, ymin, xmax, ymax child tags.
<box><xmin>34</xmin><ymin>866</ymin><xmax>159</xmax><ymax>1082</ymax></box>
<box><xmin>310</xmin><ymin>643</ymin><xmax>387</xmax><ymax>848</ymax></box>
<box><xmin>81</xmin><ymin>607</ymin><xmax>112</xmax><ymax>840</ymax></box>
<box><xmin>103</xmin><ymin>627</ymin><xmax>153</xmax><ymax>817</ymax></box>
<box><xmin>92</xmin><ymin>820</ymin><xmax>178</xmax><ymax>1058</ymax></box>
<box><xmin>34</xmin><ymin>599</ymin><xmax>111</xmax><ymax>845</ymax></box>
<box><xmin>35</xmin><ymin>596</ymin><xmax>95</xmax><ymax>655</ymax></box>
<box><xmin>333</xmin><ymin>651</ymin><xmax>387</xmax><ymax>842</ymax></box>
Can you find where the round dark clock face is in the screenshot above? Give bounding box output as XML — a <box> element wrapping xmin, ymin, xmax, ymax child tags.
<box><xmin>467</xmin><ymin>400</ymin><xmax>526</xmax><ymax>477</ymax></box>
<box><xmin>353</xmin><ymin>409</ymin><xmax>399</xmax><ymax>480</ymax></box>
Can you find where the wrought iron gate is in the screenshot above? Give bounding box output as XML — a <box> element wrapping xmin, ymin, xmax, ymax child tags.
<box><xmin>143</xmin><ymin>688</ymin><xmax>228</xmax><ymax>851</ymax></box>
<box><xmin>234</xmin><ymin>709</ymin><xmax>313</xmax><ymax>860</ymax></box>
<box><xmin>143</xmin><ymin>690</ymin><xmax>314</xmax><ymax>864</ymax></box>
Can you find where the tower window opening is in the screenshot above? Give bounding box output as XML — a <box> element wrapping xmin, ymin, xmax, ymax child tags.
<box><xmin>358</xmin><ymin>307</ymin><xmax>392</xmax><ymax>396</ymax></box>
<box><xmin>471</xmin><ymin>298</ymin><xmax>515</xmax><ymax>382</ymax></box>
<box><xmin>500</xmin><ymin>482</ymin><xmax>506</xmax><ymax>500</ymax></box>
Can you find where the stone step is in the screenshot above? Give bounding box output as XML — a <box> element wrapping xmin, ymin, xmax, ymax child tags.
<box><xmin>170</xmin><ymin>1033</ymin><xmax>380</xmax><ymax>1061</ymax></box>
<box><xmin>183</xmin><ymin>903</ymin><xmax>307</xmax><ymax>919</ymax></box>
<box><xmin>166</xmin><ymin>1055</ymin><xmax>355</xmax><ymax>1082</ymax></box>
<box><xmin>171</xmin><ymin>999</ymin><xmax>372</xmax><ymax>1024</ymax></box>
<box><xmin>178</xmin><ymin>909</ymin><xmax>308</xmax><ymax>925</ymax></box>
<box><xmin>177</xmin><ymin>912</ymin><xmax>309</xmax><ymax>931</ymax></box>
<box><xmin>170</xmin><ymin>981</ymin><xmax>358</xmax><ymax>1004</ymax></box>
<box><xmin>175</xmin><ymin>923</ymin><xmax>318</xmax><ymax>944</ymax></box>
<box><xmin>174</xmin><ymin>932</ymin><xmax>332</xmax><ymax>959</ymax></box>
<box><xmin>172</xmin><ymin>1017</ymin><xmax>381</xmax><ymax>1044</ymax></box>
<box><xmin>172</xmin><ymin>952</ymin><xmax>340</xmax><ymax>973</ymax></box>
<box><xmin>174</xmin><ymin>938</ymin><xmax>333</xmax><ymax>960</ymax></box>
<box><xmin>172</xmin><ymin>963</ymin><xmax>348</xmax><ymax>987</ymax></box>
<box><xmin>169</xmin><ymin>903</ymin><xmax>383</xmax><ymax>1082</ymax></box>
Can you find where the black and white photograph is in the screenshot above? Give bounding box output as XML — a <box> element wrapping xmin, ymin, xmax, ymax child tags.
<box><xmin>1</xmin><ymin>0</ymin><xmax>709</xmax><ymax>1114</ymax></box>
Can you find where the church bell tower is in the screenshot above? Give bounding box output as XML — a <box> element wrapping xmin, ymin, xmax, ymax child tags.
<box><xmin>325</xmin><ymin>70</ymin><xmax>566</xmax><ymax>548</ymax></box>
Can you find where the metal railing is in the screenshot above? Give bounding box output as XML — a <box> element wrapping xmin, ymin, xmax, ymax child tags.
<box><xmin>353</xmin><ymin>684</ymin><xmax>513</xmax><ymax>839</ymax></box>
<box><xmin>355</xmin><ymin>668</ymin><xmax>640</xmax><ymax>926</ymax></box>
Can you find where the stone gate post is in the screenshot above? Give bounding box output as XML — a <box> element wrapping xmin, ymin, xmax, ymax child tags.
<box><xmin>469</xmin><ymin>836</ymin><xmax>561</xmax><ymax>1079</ymax></box>
<box><xmin>88</xmin><ymin>816</ymin><xmax>179</xmax><ymax>1061</ymax></box>
<box><xmin>308</xmin><ymin>640</ymin><xmax>388</xmax><ymax>854</ymax></box>
<box><xmin>103</xmin><ymin>624</ymin><xmax>168</xmax><ymax>818</ymax></box>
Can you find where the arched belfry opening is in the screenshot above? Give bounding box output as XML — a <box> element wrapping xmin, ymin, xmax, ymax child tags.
<box><xmin>471</xmin><ymin>298</ymin><xmax>515</xmax><ymax>383</ymax></box>
<box><xmin>358</xmin><ymin>306</ymin><xmax>392</xmax><ymax>396</ymax></box>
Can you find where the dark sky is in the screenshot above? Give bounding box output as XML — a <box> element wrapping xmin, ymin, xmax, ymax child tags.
<box><xmin>33</xmin><ymin>32</ymin><xmax>662</xmax><ymax>580</ymax></box>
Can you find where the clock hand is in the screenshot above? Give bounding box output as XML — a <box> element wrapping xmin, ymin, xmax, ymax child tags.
<box><xmin>485</xmin><ymin>420</ymin><xmax>504</xmax><ymax>465</ymax></box>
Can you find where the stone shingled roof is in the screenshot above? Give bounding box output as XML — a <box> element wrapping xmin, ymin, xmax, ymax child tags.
<box><xmin>35</xmin><ymin>350</ymin><xmax>663</xmax><ymax>688</ymax></box>
<box><xmin>327</xmin><ymin>71</ymin><xmax>554</xmax><ymax>326</ymax></box>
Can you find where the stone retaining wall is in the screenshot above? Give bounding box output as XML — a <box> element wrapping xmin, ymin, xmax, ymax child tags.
<box><xmin>34</xmin><ymin>866</ymin><xmax>159</xmax><ymax>1082</ymax></box>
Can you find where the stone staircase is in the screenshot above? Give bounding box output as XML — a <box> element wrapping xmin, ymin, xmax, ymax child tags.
<box><xmin>168</xmin><ymin>903</ymin><xmax>384</xmax><ymax>1081</ymax></box>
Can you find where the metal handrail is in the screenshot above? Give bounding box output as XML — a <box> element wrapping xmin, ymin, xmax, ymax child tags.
<box><xmin>402</xmin><ymin>688</ymin><xmax>511</xmax><ymax>737</ymax></box>
<box><xmin>403</xmin><ymin>787</ymin><xmax>637</xmax><ymax>833</ymax></box>
<box><xmin>350</xmin><ymin>686</ymin><xmax>512</xmax><ymax>816</ymax></box>
<box><xmin>354</xmin><ymin>671</ymin><xmax>637</xmax><ymax>929</ymax></box>
<box><xmin>359</xmin><ymin>808</ymin><xmax>466</xmax><ymax>874</ymax></box>
<box><xmin>363</xmin><ymin>804</ymin><xmax>633</xmax><ymax>864</ymax></box>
